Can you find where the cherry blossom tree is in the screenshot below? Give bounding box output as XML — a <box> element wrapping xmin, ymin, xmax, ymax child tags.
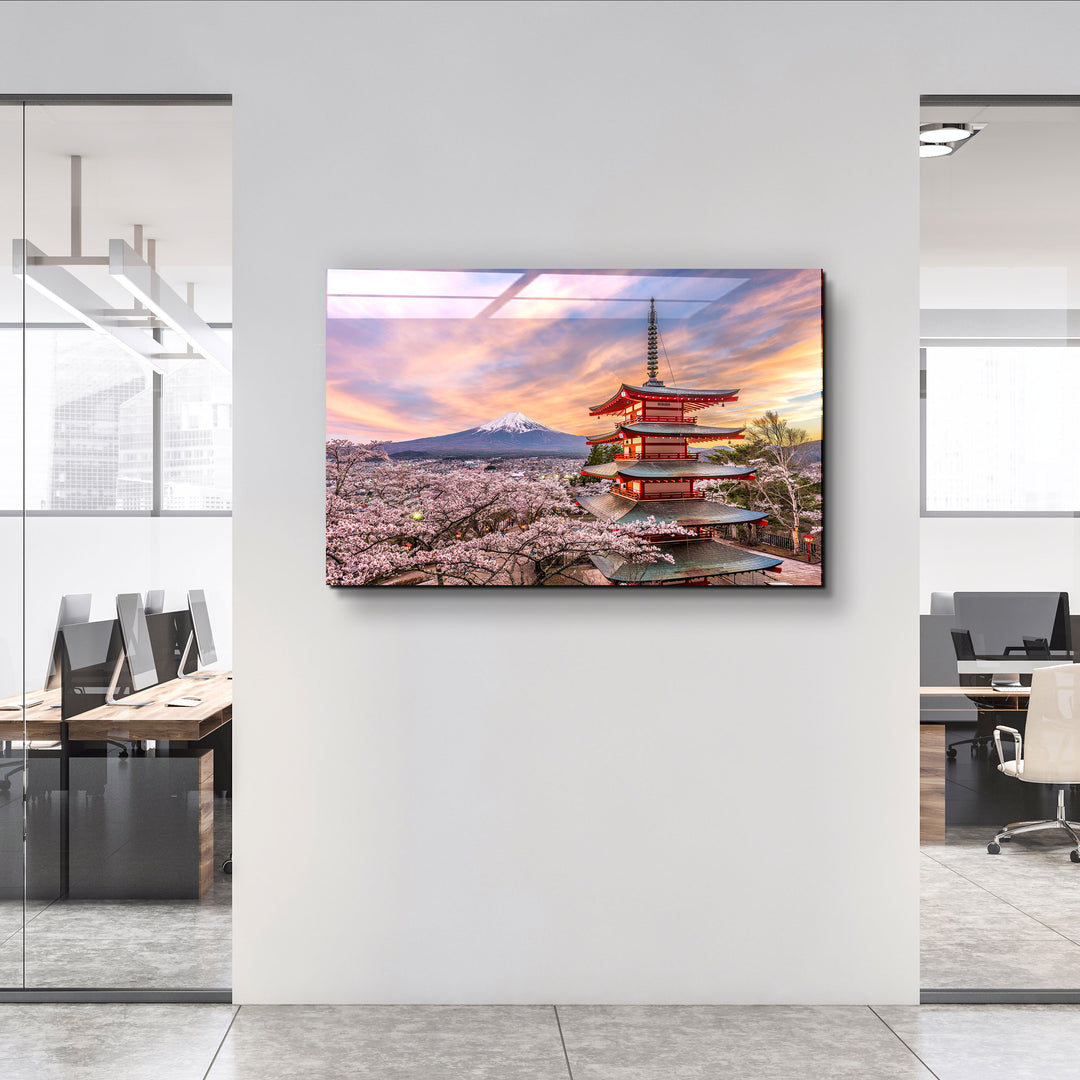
<box><xmin>699</xmin><ymin>411</ymin><xmax>822</xmax><ymax>546</ymax></box>
<box><xmin>326</xmin><ymin>440</ymin><xmax>689</xmax><ymax>586</ymax></box>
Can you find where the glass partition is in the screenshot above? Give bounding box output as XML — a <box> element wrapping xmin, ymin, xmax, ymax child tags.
<box><xmin>0</xmin><ymin>103</ymin><xmax>24</xmax><ymax>988</ymax></box>
<box><xmin>0</xmin><ymin>99</ymin><xmax>232</xmax><ymax>995</ymax></box>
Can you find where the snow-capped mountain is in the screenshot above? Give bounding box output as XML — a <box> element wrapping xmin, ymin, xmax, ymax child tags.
<box><xmin>388</xmin><ymin>411</ymin><xmax>587</xmax><ymax>457</ymax></box>
<box><xmin>475</xmin><ymin>411</ymin><xmax>551</xmax><ymax>434</ymax></box>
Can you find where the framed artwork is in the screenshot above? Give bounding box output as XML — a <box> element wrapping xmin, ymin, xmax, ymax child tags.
<box><xmin>326</xmin><ymin>269</ymin><xmax>823</xmax><ymax>587</ymax></box>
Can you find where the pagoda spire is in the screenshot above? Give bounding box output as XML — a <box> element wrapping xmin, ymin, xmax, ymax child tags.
<box><xmin>646</xmin><ymin>298</ymin><xmax>661</xmax><ymax>384</ymax></box>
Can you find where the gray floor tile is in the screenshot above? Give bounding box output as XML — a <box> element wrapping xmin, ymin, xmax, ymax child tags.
<box><xmin>0</xmin><ymin>1003</ymin><xmax>235</xmax><ymax>1080</ymax></box>
<box><xmin>206</xmin><ymin>1005</ymin><xmax>568</xmax><ymax>1080</ymax></box>
<box><xmin>875</xmin><ymin>1004</ymin><xmax>1080</xmax><ymax>1080</ymax></box>
<box><xmin>919</xmin><ymin>865</ymin><xmax>1059</xmax><ymax>940</ymax></box>
<box><xmin>12</xmin><ymin>899</ymin><xmax>231</xmax><ymax>988</ymax></box>
<box><xmin>921</xmin><ymin>934</ymin><xmax>1080</xmax><ymax>988</ymax></box>
<box><xmin>557</xmin><ymin>1005</ymin><xmax>934</xmax><ymax>1079</ymax></box>
<box><xmin>921</xmin><ymin>835</ymin><xmax>1080</xmax><ymax>988</ymax></box>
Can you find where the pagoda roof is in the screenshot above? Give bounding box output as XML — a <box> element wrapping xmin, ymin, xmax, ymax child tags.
<box><xmin>577</xmin><ymin>492</ymin><xmax>767</xmax><ymax>527</ymax></box>
<box><xmin>586</xmin><ymin>422</ymin><xmax>745</xmax><ymax>445</ymax></box>
<box><xmin>589</xmin><ymin>383</ymin><xmax>739</xmax><ymax>416</ymax></box>
<box><xmin>590</xmin><ymin>538</ymin><xmax>783</xmax><ymax>583</ymax></box>
<box><xmin>582</xmin><ymin>460</ymin><xmax>756</xmax><ymax>481</ymax></box>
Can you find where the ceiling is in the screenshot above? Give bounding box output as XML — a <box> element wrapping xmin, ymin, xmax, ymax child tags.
<box><xmin>0</xmin><ymin>103</ymin><xmax>231</xmax><ymax>324</ymax></box>
<box><xmin>921</xmin><ymin>104</ymin><xmax>1080</xmax><ymax>306</ymax></box>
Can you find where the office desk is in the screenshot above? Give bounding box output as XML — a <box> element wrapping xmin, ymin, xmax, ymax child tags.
<box><xmin>0</xmin><ymin>672</ymin><xmax>231</xmax><ymax>741</ymax></box>
<box><xmin>918</xmin><ymin>686</ymin><xmax>1030</xmax><ymax>843</ymax></box>
<box><xmin>67</xmin><ymin>670</ymin><xmax>232</xmax><ymax>741</ymax></box>
<box><xmin>0</xmin><ymin>688</ymin><xmax>63</xmax><ymax>741</ymax></box>
<box><xmin>0</xmin><ymin>672</ymin><xmax>231</xmax><ymax>899</ymax></box>
<box><xmin>921</xmin><ymin>685</ymin><xmax>1029</xmax><ymax>705</ymax></box>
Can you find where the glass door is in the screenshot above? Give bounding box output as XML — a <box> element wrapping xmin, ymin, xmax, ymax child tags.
<box><xmin>920</xmin><ymin>97</ymin><xmax>1080</xmax><ymax>999</ymax></box>
<box><xmin>0</xmin><ymin>98</ymin><xmax>232</xmax><ymax>996</ymax></box>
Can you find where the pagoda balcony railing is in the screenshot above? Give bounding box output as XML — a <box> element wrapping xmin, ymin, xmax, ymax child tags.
<box><xmin>615</xmin><ymin>453</ymin><xmax>695</xmax><ymax>461</ymax></box>
<box><xmin>615</xmin><ymin>487</ymin><xmax>697</xmax><ymax>500</ymax></box>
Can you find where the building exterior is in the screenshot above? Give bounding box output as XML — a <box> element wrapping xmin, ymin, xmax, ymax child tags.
<box><xmin>576</xmin><ymin>301</ymin><xmax>783</xmax><ymax>584</ymax></box>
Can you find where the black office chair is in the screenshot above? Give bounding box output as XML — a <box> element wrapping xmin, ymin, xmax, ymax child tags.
<box><xmin>946</xmin><ymin>629</ymin><xmax>1025</xmax><ymax>759</ymax></box>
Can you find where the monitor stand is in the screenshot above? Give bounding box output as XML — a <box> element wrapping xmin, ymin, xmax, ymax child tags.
<box><xmin>177</xmin><ymin>631</ymin><xmax>214</xmax><ymax>680</ymax></box>
<box><xmin>104</xmin><ymin>648</ymin><xmax>153</xmax><ymax>707</ymax></box>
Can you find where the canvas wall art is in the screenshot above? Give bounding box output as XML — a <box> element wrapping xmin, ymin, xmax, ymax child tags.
<box><xmin>326</xmin><ymin>269</ymin><xmax>823</xmax><ymax>587</ymax></box>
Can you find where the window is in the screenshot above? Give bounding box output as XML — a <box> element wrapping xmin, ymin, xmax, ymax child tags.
<box><xmin>923</xmin><ymin>345</ymin><xmax>1080</xmax><ymax>513</ymax></box>
<box><xmin>162</xmin><ymin>333</ymin><xmax>233</xmax><ymax>511</ymax></box>
<box><xmin>5</xmin><ymin>326</ymin><xmax>232</xmax><ymax>514</ymax></box>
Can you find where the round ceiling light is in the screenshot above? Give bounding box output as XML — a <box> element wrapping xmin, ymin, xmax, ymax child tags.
<box><xmin>920</xmin><ymin>124</ymin><xmax>975</xmax><ymax>144</ymax></box>
<box><xmin>919</xmin><ymin>143</ymin><xmax>954</xmax><ymax>158</ymax></box>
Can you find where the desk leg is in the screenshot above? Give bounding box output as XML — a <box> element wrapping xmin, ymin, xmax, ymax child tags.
<box><xmin>199</xmin><ymin>750</ymin><xmax>213</xmax><ymax>897</ymax></box>
<box><xmin>920</xmin><ymin>724</ymin><xmax>946</xmax><ymax>843</ymax></box>
<box><xmin>59</xmin><ymin>720</ymin><xmax>69</xmax><ymax>898</ymax></box>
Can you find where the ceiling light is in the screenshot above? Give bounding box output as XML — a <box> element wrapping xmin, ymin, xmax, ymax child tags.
<box><xmin>109</xmin><ymin>240</ymin><xmax>231</xmax><ymax>373</ymax></box>
<box><xmin>918</xmin><ymin>122</ymin><xmax>984</xmax><ymax>160</ymax></box>
<box><xmin>920</xmin><ymin>124</ymin><xmax>976</xmax><ymax>144</ymax></box>
<box><xmin>14</xmin><ymin>238</ymin><xmax>174</xmax><ymax>372</ymax></box>
<box><xmin>12</xmin><ymin>155</ymin><xmax>228</xmax><ymax>375</ymax></box>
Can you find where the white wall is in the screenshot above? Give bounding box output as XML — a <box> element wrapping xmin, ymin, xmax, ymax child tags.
<box><xmin>5</xmin><ymin>0</ymin><xmax>1080</xmax><ymax>1006</ymax></box>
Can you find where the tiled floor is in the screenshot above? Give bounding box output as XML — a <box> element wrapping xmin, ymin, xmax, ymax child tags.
<box><xmin>0</xmin><ymin>1002</ymin><xmax>1077</xmax><ymax>1080</ymax></box>
<box><xmin>921</xmin><ymin>827</ymin><xmax>1080</xmax><ymax>988</ymax></box>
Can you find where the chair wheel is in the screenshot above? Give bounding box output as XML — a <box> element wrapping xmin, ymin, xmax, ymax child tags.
<box><xmin>988</xmin><ymin>842</ymin><xmax>1000</xmax><ymax>854</ymax></box>
<box><xmin>222</xmin><ymin>859</ymin><xmax>232</xmax><ymax>874</ymax></box>
<box><xmin>947</xmin><ymin>748</ymin><xmax>957</xmax><ymax>759</ymax></box>
<box><xmin>1071</xmin><ymin>850</ymin><xmax>1080</xmax><ymax>864</ymax></box>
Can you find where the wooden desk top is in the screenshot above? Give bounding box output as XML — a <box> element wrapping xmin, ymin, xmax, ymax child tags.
<box><xmin>68</xmin><ymin>671</ymin><xmax>232</xmax><ymax>741</ymax></box>
<box><xmin>921</xmin><ymin>685</ymin><xmax>1030</xmax><ymax>696</ymax></box>
<box><xmin>0</xmin><ymin>688</ymin><xmax>63</xmax><ymax>741</ymax></box>
<box><xmin>0</xmin><ymin>672</ymin><xmax>231</xmax><ymax>742</ymax></box>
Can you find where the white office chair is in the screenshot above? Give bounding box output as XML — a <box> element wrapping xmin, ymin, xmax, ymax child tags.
<box><xmin>989</xmin><ymin>663</ymin><xmax>1080</xmax><ymax>862</ymax></box>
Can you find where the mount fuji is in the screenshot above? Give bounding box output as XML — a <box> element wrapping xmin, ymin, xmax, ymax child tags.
<box><xmin>387</xmin><ymin>411</ymin><xmax>588</xmax><ymax>457</ymax></box>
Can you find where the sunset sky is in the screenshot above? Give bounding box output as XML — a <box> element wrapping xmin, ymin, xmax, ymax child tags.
<box><xmin>326</xmin><ymin>269</ymin><xmax>823</xmax><ymax>445</ymax></box>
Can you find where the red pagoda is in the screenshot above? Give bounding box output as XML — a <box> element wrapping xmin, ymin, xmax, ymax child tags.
<box><xmin>576</xmin><ymin>300</ymin><xmax>783</xmax><ymax>584</ymax></box>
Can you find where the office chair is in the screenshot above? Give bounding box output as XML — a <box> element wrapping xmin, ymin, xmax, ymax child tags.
<box><xmin>989</xmin><ymin>662</ymin><xmax>1080</xmax><ymax>861</ymax></box>
<box><xmin>946</xmin><ymin>629</ymin><xmax>1019</xmax><ymax>759</ymax></box>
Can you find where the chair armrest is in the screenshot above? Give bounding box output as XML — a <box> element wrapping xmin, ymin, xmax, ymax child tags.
<box><xmin>994</xmin><ymin>725</ymin><xmax>1022</xmax><ymax>770</ymax></box>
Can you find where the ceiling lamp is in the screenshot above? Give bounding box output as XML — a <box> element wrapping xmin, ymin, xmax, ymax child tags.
<box><xmin>919</xmin><ymin>122</ymin><xmax>984</xmax><ymax>160</ymax></box>
<box><xmin>920</xmin><ymin>124</ymin><xmax>976</xmax><ymax>143</ymax></box>
<box><xmin>12</xmin><ymin>155</ymin><xmax>230</xmax><ymax>374</ymax></box>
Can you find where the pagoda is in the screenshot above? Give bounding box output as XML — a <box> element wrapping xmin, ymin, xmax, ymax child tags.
<box><xmin>576</xmin><ymin>300</ymin><xmax>784</xmax><ymax>584</ymax></box>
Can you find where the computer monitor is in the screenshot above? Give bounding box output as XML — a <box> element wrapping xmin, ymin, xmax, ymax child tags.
<box><xmin>60</xmin><ymin>619</ymin><xmax>124</xmax><ymax>717</ymax></box>
<box><xmin>106</xmin><ymin>593</ymin><xmax>160</xmax><ymax>705</ymax></box>
<box><xmin>145</xmin><ymin>609</ymin><xmax>192</xmax><ymax>682</ymax></box>
<box><xmin>144</xmin><ymin>589</ymin><xmax>165</xmax><ymax>616</ymax></box>
<box><xmin>178</xmin><ymin>589</ymin><xmax>217</xmax><ymax>678</ymax></box>
<box><xmin>953</xmin><ymin>591</ymin><xmax>1072</xmax><ymax>675</ymax></box>
<box><xmin>930</xmin><ymin>592</ymin><xmax>954</xmax><ymax>615</ymax></box>
<box><xmin>43</xmin><ymin>593</ymin><xmax>92</xmax><ymax>691</ymax></box>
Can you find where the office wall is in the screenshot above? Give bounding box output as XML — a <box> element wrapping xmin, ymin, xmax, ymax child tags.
<box><xmin>0</xmin><ymin>517</ymin><xmax>233</xmax><ymax>698</ymax></box>
<box><xmin>5</xmin><ymin>0</ymin><xmax>1080</xmax><ymax>1005</ymax></box>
